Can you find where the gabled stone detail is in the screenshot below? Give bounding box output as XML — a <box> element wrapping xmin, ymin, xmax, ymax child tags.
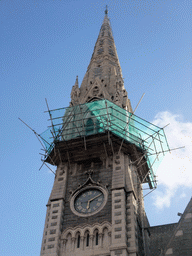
<box><xmin>80</xmin><ymin>77</ymin><xmax>111</xmax><ymax>103</ymax></box>
<box><xmin>69</xmin><ymin>171</ymin><xmax>107</xmax><ymax>197</ymax></box>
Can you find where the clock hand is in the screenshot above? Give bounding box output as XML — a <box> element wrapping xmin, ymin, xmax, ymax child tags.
<box><xmin>88</xmin><ymin>193</ymin><xmax>102</xmax><ymax>204</ymax></box>
<box><xmin>87</xmin><ymin>194</ymin><xmax>101</xmax><ymax>209</ymax></box>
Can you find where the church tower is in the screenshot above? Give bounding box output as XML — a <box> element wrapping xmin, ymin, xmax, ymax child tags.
<box><xmin>40</xmin><ymin>8</ymin><xmax>168</xmax><ymax>256</ymax></box>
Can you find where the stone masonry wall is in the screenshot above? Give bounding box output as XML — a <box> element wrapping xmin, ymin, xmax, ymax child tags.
<box><xmin>62</xmin><ymin>158</ymin><xmax>113</xmax><ymax>231</ymax></box>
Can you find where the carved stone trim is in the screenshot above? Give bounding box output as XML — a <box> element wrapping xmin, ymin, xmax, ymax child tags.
<box><xmin>70</xmin><ymin>173</ymin><xmax>107</xmax><ymax>197</ymax></box>
<box><xmin>61</xmin><ymin>221</ymin><xmax>111</xmax><ymax>239</ymax></box>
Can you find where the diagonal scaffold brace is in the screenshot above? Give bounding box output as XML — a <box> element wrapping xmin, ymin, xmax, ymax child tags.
<box><xmin>18</xmin><ymin>117</ymin><xmax>56</xmax><ymax>175</ymax></box>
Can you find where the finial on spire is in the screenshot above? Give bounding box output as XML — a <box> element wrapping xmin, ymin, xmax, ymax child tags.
<box><xmin>105</xmin><ymin>5</ymin><xmax>108</xmax><ymax>15</ymax></box>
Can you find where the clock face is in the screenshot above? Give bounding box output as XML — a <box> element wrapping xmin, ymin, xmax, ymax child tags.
<box><xmin>70</xmin><ymin>186</ymin><xmax>108</xmax><ymax>217</ymax></box>
<box><xmin>74</xmin><ymin>188</ymin><xmax>104</xmax><ymax>215</ymax></box>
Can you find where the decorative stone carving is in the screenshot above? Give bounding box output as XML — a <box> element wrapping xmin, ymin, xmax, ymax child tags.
<box><xmin>114</xmin><ymin>89</ymin><xmax>123</xmax><ymax>107</ymax></box>
<box><xmin>116</xmin><ymin>80</ymin><xmax>123</xmax><ymax>90</ymax></box>
<box><xmin>92</xmin><ymin>86</ymin><xmax>99</xmax><ymax>96</ymax></box>
<box><xmin>82</xmin><ymin>77</ymin><xmax>108</xmax><ymax>103</ymax></box>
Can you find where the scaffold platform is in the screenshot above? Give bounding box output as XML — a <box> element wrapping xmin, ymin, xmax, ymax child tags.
<box><xmin>40</xmin><ymin>99</ymin><xmax>169</xmax><ymax>189</ymax></box>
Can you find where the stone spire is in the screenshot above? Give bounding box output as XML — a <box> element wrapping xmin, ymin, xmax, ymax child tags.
<box><xmin>70</xmin><ymin>9</ymin><xmax>132</xmax><ymax>112</ymax></box>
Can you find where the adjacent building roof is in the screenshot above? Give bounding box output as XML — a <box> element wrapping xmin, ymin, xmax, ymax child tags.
<box><xmin>149</xmin><ymin>197</ymin><xmax>192</xmax><ymax>255</ymax></box>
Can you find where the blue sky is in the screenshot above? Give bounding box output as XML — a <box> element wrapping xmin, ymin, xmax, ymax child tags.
<box><xmin>1</xmin><ymin>0</ymin><xmax>192</xmax><ymax>255</ymax></box>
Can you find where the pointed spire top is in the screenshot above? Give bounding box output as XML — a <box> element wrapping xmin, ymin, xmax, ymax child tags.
<box><xmin>103</xmin><ymin>5</ymin><xmax>110</xmax><ymax>25</ymax></box>
<box><xmin>74</xmin><ymin>9</ymin><xmax>132</xmax><ymax>112</ymax></box>
<box><xmin>105</xmin><ymin>5</ymin><xmax>108</xmax><ymax>15</ymax></box>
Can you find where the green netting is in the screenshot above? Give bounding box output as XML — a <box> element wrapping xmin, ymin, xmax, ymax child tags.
<box><xmin>40</xmin><ymin>99</ymin><xmax>169</xmax><ymax>188</ymax></box>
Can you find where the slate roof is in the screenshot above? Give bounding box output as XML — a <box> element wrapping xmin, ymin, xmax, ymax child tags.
<box><xmin>148</xmin><ymin>197</ymin><xmax>192</xmax><ymax>256</ymax></box>
<box><xmin>164</xmin><ymin>197</ymin><xmax>192</xmax><ymax>256</ymax></box>
<box><xmin>149</xmin><ymin>223</ymin><xmax>178</xmax><ymax>255</ymax></box>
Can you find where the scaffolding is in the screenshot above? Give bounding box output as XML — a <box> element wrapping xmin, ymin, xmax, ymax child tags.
<box><xmin>40</xmin><ymin>99</ymin><xmax>169</xmax><ymax>189</ymax></box>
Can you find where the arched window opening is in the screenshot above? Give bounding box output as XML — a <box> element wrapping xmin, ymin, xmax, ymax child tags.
<box><xmin>77</xmin><ymin>234</ymin><xmax>80</xmax><ymax>248</ymax></box>
<box><xmin>95</xmin><ymin>231</ymin><xmax>99</xmax><ymax>245</ymax></box>
<box><xmin>86</xmin><ymin>233</ymin><xmax>90</xmax><ymax>247</ymax></box>
<box><xmin>66</xmin><ymin>233</ymin><xmax>72</xmax><ymax>251</ymax></box>
<box><xmin>103</xmin><ymin>227</ymin><xmax>109</xmax><ymax>248</ymax></box>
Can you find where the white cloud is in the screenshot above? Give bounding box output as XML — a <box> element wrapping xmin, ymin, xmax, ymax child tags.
<box><xmin>151</xmin><ymin>111</ymin><xmax>192</xmax><ymax>209</ymax></box>
<box><xmin>153</xmin><ymin>188</ymin><xmax>175</xmax><ymax>209</ymax></box>
<box><xmin>180</xmin><ymin>192</ymin><xmax>186</xmax><ymax>199</ymax></box>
